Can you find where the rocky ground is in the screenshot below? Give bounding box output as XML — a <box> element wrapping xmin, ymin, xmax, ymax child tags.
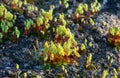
<box><xmin>0</xmin><ymin>0</ymin><xmax>120</xmax><ymax>78</ymax></box>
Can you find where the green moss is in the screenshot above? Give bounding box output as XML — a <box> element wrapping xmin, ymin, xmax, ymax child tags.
<box><xmin>108</xmin><ymin>27</ymin><xmax>120</xmax><ymax>50</ymax></box>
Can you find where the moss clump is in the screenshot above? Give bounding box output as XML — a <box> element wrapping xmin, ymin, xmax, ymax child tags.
<box><xmin>108</xmin><ymin>27</ymin><xmax>120</xmax><ymax>50</ymax></box>
<box><xmin>42</xmin><ymin>15</ymin><xmax>80</xmax><ymax>66</ymax></box>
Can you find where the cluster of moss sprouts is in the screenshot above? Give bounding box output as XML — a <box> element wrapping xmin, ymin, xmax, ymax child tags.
<box><xmin>108</xmin><ymin>27</ymin><xmax>120</xmax><ymax>50</ymax></box>
<box><xmin>26</xmin><ymin>4</ymin><xmax>38</xmax><ymax>16</ymax></box>
<box><xmin>42</xmin><ymin>39</ymin><xmax>79</xmax><ymax>66</ymax></box>
<box><xmin>0</xmin><ymin>4</ymin><xmax>20</xmax><ymax>41</ymax></box>
<box><xmin>24</xmin><ymin>19</ymin><xmax>34</xmax><ymax>34</ymax></box>
<box><xmin>59</xmin><ymin>0</ymin><xmax>69</xmax><ymax>8</ymax></box>
<box><xmin>5</xmin><ymin>0</ymin><xmax>38</xmax><ymax>16</ymax></box>
<box><xmin>23</xmin><ymin>5</ymin><xmax>54</xmax><ymax>35</ymax></box>
<box><xmin>42</xmin><ymin>13</ymin><xmax>80</xmax><ymax>66</ymax></box>
<box><xmin>34</xmin><ymin>6</ymin><xmax>54</xmax><ymax>34</ymax></box>
<box><xmin>10</xmin><ymin>0</ymin><xmax>23</xmax><ymax>9</ymax></box>
<box><xmin>74</xmin><ymin>1</ymin><xmax>101</xmax><ymax>28</ymax></box>
<box><xmin>85</xmin><ymin>53</ymin><xmax>92</xmax><ymax>69</ymax></box>
<box><xmin>102</xmin><ymin>70</ymin><xmax>108</xmax><ymax>78</ymax></box>
<box><xmin>0</xmin><ymin>4</ymin><xmax>14</xmax><ymax>20</ymax></box>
